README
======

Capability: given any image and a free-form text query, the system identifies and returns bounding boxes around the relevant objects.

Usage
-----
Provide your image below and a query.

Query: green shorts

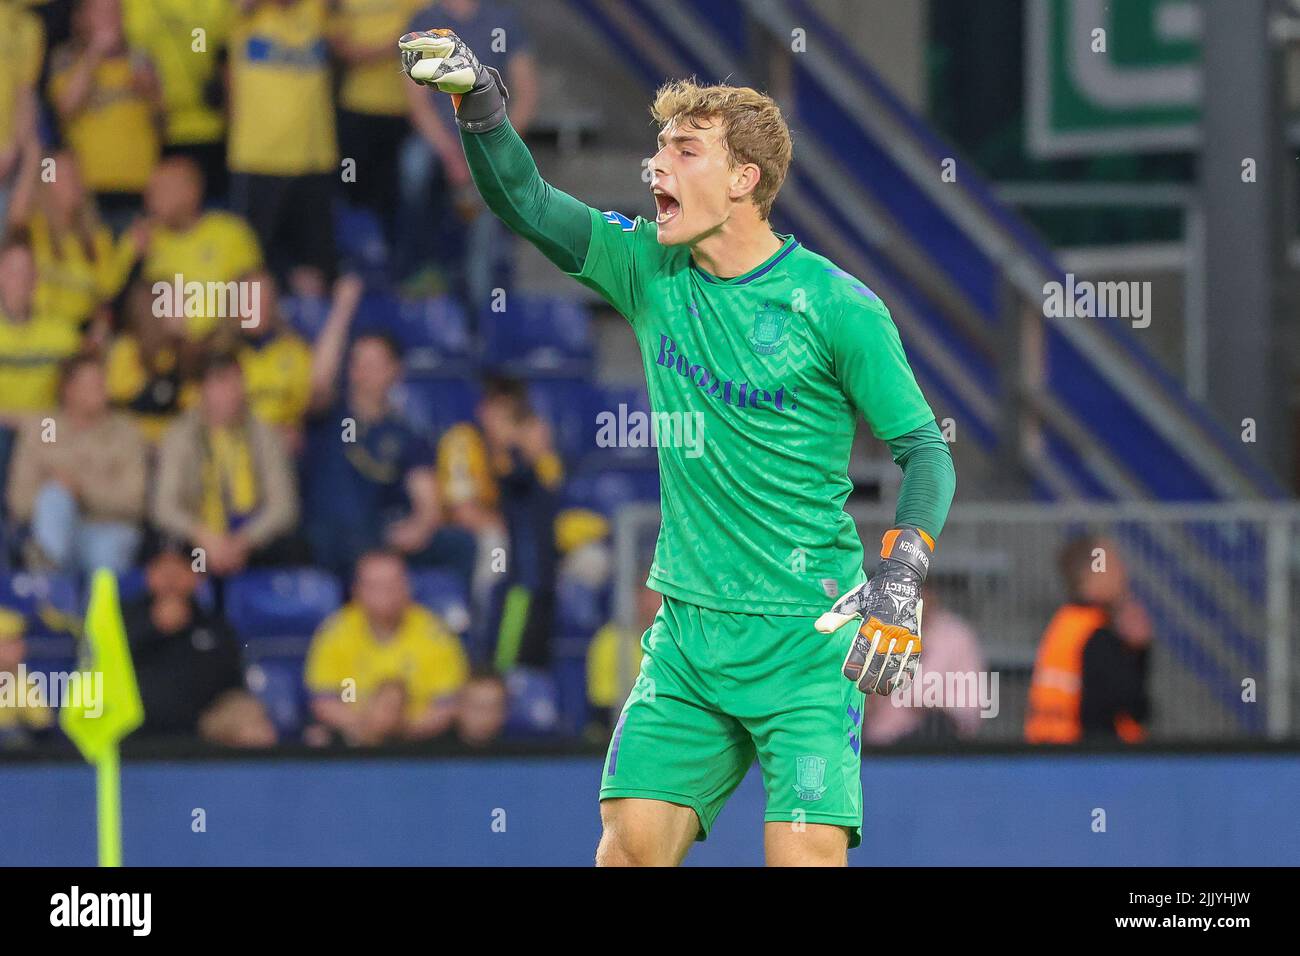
[599,596,865,848]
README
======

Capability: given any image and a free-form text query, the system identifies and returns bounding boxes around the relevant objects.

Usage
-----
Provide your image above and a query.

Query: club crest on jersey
[748,305,789,356]
[794,755,828,801]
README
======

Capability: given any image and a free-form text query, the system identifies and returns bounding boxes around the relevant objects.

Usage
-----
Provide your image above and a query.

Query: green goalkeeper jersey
[569,207,935,616]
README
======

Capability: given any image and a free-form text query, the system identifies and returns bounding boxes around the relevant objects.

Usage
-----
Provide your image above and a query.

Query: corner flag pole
[60,569,143,867]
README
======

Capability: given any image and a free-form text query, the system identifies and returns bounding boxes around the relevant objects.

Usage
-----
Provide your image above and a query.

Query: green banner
[1027,0,1201,156]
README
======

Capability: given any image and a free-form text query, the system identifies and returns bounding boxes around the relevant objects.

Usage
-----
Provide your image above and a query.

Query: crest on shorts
[794,754,828,801]
[748,305,789,355]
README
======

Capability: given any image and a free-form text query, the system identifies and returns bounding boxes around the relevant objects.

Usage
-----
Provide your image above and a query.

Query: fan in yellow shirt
[16,151,136,334]
[330,0,424,245]
[229,269,312,449]
[132,157,263,339]
[123,0,230,145]
[227,0,338,288]
[0,235,81,421]
[305,551,469,745]
[47,0,163,210]
[228,0,336,176]
[0,1,44,230]
[123,0,233,199]
[0,2,44,154]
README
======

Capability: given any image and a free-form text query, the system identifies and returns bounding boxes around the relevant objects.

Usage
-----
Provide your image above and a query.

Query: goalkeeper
[400,29,956,866]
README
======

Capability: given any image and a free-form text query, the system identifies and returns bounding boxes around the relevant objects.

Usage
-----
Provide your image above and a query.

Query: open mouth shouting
[653,185,681,225]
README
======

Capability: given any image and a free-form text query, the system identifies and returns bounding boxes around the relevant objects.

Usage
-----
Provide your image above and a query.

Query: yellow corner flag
[60,569,144,866]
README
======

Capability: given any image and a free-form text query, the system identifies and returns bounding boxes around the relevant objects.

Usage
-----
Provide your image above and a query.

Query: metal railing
[613,501,1300,741]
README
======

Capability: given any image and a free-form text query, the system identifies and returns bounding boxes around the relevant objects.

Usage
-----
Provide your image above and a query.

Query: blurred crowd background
[0,0,1297,755]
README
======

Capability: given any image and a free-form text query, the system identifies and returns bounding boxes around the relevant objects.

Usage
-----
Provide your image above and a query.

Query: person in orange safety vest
[1025,534,1152,744]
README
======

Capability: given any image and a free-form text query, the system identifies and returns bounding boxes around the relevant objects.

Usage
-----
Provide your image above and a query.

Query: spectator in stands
[439,376,561,670]
[585,581,654,737]
[9,151,134,341]
[304,549,469,746]
[1025,534,1153,744]
[47,0,162,231]
[228,0,338,296]
[400,0,538,300]
[124,542,277,747]
[123,0,233,203]
[0,606,55,749]
[127,156,264,341]
[330,0,425,250]
[304,281,475,582]
[0,0,44,232]
[153,352,301,579]
[7,353,147,573]
[864,581,986,744]
[456,667,508,747]
[228,269,313,455]
[104,278,197,443]
[0,233,80,425]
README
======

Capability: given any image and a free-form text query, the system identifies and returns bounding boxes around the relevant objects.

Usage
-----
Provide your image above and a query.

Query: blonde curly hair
[651,79,793,220]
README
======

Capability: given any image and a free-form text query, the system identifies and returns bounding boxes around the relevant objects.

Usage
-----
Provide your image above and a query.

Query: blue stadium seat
[583,383,657,468]
[396,296,476,376]
[551,654,590,736]
[504,667,560,736]
[408,568,472,636]
[391,378,482,439]
[481,296,593,376]
[280,294,331,342]
[245,658,307,737]
[351,290,404,338]
[0,572,81,638]
[526,378,601,462]
[334,202,390,278]
[224,569,342,641]
[557,576,607,640]
[562,468,661,517]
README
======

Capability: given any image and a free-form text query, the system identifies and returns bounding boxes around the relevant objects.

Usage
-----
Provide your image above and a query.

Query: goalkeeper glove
[398,29,510,134]
[815,526,933,696]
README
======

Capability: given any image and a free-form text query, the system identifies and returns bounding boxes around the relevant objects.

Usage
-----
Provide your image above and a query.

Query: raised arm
[399,30,593,274]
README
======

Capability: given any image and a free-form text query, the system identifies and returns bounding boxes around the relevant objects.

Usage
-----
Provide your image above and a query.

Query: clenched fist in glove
[399,29,509,133]
[815,526,933,696]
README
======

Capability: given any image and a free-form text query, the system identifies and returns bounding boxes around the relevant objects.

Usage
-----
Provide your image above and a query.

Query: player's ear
[728,162,762,203]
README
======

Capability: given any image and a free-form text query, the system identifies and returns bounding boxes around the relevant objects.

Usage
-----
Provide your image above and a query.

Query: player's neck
[689,218,784,280]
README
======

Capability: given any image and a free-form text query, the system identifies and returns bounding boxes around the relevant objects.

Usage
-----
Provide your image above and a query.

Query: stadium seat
[334,202,390,278]
[503,667,560,736]
[351,290,404,339]
[561,468,661,517]
[557,575,608,641]
[408,568,472,636]
[224,569,342,644]
[279,294,331,342]
[244,658,307,738]
[480,295,593,376]
[396,295,476,376]
[391,378,482,438]
[526,378,602,462]
[0,572,81,639]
